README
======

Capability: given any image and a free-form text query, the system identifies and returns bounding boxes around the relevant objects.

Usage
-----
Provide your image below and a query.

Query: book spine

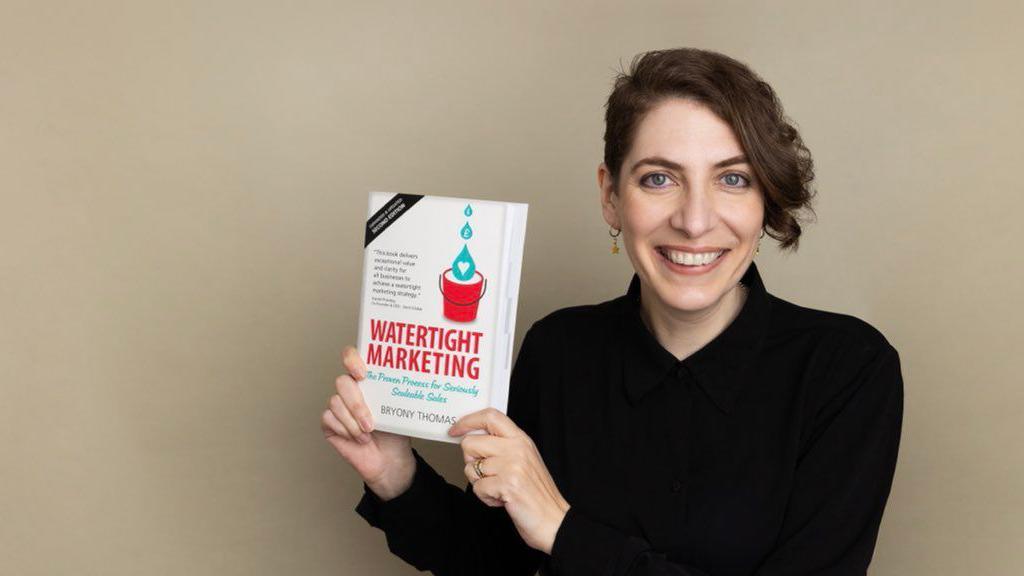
[489,203,527,414]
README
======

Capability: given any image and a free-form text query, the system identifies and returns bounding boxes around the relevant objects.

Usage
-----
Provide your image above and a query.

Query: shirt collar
[615,260,772,413]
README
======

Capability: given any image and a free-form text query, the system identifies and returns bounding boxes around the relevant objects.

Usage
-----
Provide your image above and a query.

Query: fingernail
[359,434,371,444]
[361,417,372,433]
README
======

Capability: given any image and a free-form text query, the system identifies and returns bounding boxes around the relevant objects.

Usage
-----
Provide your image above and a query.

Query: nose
[668,181,717,238]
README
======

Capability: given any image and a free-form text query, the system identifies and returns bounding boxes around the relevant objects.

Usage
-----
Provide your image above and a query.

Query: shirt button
[671,479,683,493]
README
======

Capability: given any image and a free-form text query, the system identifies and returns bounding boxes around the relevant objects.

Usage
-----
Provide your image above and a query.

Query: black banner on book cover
[365,194,424,247]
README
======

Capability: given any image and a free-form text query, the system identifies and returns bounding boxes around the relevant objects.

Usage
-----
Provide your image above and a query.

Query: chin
[658,288,724,313]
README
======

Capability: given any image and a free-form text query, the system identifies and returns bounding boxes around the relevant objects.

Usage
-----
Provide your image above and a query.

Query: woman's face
[599,97,764,317]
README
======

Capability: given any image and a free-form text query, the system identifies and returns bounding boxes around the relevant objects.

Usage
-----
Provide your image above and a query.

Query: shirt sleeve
[353,323,548,576]
[547,342,904,576]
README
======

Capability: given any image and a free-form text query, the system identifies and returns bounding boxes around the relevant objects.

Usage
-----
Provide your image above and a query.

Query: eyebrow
[629,154,749,175]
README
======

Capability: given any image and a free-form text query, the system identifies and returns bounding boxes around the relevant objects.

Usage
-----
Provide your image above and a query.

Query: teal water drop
[464,204,473,217]
[460,221,473,240]
[451,244,476,281]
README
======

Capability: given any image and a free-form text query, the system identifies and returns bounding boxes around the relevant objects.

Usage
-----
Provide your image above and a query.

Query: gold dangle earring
[609,227,621,254]
[755,228,765,256]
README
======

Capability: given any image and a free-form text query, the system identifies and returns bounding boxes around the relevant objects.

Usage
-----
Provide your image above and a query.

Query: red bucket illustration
[439,268,487,322]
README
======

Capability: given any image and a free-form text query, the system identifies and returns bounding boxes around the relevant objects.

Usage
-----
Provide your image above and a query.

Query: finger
[471,476,507,507]
[321,408,355,442]
[464,460,480,481]
[462,453,503,482]
[321,409,340,438]
[328,394,371,443]
[459,433,503,462]
[342,345,367,380]
[448,407,519,438]
[336,373,373,434]
[326,395,362,441]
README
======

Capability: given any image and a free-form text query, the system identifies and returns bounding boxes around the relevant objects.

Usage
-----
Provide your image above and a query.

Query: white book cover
[356,192,529,444]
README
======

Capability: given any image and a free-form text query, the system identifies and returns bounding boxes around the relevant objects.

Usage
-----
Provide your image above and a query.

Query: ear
[597,162,620,230]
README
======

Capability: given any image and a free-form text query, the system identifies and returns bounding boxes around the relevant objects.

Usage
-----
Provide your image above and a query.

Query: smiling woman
[601,99,765,330]
[598,49,819,360]
[338,47,903,576]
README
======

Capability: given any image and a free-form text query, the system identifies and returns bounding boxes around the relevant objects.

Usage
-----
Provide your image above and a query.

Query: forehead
[627,98,744,162]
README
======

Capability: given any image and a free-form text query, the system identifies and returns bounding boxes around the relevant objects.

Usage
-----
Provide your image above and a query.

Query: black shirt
[355,261,904,575]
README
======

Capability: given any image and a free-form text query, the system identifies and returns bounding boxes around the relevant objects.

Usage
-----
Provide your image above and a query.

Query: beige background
[2,0,1020,574]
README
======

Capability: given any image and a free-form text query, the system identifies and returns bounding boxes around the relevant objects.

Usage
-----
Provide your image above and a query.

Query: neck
[638,282,748,362]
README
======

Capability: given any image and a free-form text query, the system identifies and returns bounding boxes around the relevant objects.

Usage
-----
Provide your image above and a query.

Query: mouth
[656,246,729,274]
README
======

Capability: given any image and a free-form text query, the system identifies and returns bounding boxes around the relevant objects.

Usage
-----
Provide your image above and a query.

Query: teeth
[661,249,724,266]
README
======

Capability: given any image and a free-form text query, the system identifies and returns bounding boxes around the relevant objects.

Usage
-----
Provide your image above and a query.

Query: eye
[721,172,752,188]
[640,173,673,188]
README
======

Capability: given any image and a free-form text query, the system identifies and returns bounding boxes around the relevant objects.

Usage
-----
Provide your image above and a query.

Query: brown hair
[603,47,816,252]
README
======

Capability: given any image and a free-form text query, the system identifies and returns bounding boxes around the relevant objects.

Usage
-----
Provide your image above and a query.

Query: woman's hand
[447,408,570,555]
[321,345,414,500]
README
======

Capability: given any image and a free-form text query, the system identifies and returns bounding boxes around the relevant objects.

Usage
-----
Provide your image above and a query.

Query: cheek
[722,198,764,237]
[620,202,663,236]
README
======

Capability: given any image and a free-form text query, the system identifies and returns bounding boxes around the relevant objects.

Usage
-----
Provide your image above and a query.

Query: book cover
[356,192,529,443]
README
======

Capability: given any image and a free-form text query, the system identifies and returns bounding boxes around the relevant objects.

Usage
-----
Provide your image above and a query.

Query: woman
[322,47,904,575]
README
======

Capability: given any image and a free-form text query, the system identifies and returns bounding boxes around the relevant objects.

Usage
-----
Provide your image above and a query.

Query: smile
[656,247,729,274]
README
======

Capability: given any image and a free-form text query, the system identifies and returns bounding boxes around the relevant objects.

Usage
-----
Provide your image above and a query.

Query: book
[356,192,529,444]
